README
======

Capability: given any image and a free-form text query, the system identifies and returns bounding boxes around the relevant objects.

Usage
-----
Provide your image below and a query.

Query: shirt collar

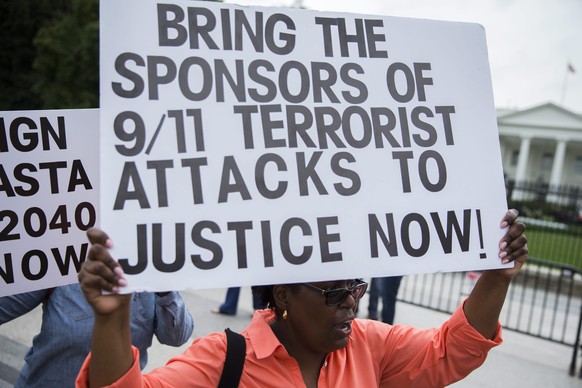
[246,309,288,359]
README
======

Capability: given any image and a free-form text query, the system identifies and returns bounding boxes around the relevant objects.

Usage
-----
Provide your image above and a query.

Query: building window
[541,153,553,171]
[575,156,582,174]
[511,150,519,166]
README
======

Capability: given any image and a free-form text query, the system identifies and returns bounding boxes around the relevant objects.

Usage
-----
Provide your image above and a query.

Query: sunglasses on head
[301,280,368,306]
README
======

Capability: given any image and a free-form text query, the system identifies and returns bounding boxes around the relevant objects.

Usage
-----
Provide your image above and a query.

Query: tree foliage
[1,0,222,110]
[33,0,99,109]
[0,1,69,109]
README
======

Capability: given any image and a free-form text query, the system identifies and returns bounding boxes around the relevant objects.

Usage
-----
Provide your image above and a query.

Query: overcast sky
[224,0,582,113]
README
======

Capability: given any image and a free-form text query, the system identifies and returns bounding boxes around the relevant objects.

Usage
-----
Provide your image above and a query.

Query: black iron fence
[506,179,582,224]
[395,179,582,375]
[506,179,582,271]
[397,258,582,377]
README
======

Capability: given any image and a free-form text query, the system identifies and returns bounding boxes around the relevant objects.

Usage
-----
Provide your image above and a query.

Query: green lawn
[526,227,582,270]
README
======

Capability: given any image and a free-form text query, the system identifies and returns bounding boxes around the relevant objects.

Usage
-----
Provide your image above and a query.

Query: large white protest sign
[99,0,509,293]
[0,109,99,297]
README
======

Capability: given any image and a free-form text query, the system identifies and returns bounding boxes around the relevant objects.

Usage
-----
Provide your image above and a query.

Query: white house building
[498,102,582,189]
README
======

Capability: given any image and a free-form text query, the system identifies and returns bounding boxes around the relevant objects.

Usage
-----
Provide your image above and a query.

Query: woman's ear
[272,285,289,311]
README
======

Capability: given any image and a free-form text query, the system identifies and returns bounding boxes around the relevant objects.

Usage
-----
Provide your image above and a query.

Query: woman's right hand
[78,228,131,315]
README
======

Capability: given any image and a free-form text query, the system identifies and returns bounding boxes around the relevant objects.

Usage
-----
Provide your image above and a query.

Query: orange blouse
[76,302,501,387]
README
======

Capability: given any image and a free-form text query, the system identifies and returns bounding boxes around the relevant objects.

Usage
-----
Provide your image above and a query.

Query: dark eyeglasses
[301,280,368,306]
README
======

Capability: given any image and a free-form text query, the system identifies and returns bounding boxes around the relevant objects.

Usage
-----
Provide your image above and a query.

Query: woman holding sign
[75,210,527,387]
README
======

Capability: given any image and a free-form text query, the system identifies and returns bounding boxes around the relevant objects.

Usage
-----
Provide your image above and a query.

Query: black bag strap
[218,328,246,388]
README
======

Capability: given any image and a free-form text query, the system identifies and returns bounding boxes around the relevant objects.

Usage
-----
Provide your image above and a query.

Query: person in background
[367,276,403,324]
[76,210,527,387]
[0,283,194,388]
[211,286,266,316]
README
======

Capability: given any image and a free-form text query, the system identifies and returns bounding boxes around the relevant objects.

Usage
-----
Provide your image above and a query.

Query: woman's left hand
[495,209,528,279]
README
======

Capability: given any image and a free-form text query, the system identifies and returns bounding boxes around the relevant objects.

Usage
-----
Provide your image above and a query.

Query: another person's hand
[493,209,528,279]
[78,228,130,315]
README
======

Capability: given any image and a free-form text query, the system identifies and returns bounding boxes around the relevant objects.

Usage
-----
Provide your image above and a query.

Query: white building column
[514,136,532,183]
[549,138,568,187]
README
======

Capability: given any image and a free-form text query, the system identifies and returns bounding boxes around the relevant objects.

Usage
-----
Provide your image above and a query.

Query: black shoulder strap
[218,328,246,388]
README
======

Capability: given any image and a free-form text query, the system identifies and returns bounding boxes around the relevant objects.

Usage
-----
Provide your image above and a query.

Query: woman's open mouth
[334,319,353,337]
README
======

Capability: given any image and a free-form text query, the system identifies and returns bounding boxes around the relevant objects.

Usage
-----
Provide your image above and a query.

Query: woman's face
[284,279,360,354]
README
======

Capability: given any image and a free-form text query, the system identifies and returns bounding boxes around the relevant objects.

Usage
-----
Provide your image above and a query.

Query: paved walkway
[1,286,581,387]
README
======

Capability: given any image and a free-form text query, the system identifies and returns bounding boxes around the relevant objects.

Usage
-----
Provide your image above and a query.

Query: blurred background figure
[367,276,403,324]
[211,286,266,316]
[0,283,194,388]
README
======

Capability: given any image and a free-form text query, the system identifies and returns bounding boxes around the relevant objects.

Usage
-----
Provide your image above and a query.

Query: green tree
[0,1,69,110]
[1,0,222,110]
[33,0,99,109]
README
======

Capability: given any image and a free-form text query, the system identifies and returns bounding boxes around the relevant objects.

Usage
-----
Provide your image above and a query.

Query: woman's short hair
[252,285,275,310]
[252,284,301,312]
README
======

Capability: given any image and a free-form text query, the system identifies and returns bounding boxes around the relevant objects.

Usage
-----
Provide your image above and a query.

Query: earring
[282,309,288,320]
